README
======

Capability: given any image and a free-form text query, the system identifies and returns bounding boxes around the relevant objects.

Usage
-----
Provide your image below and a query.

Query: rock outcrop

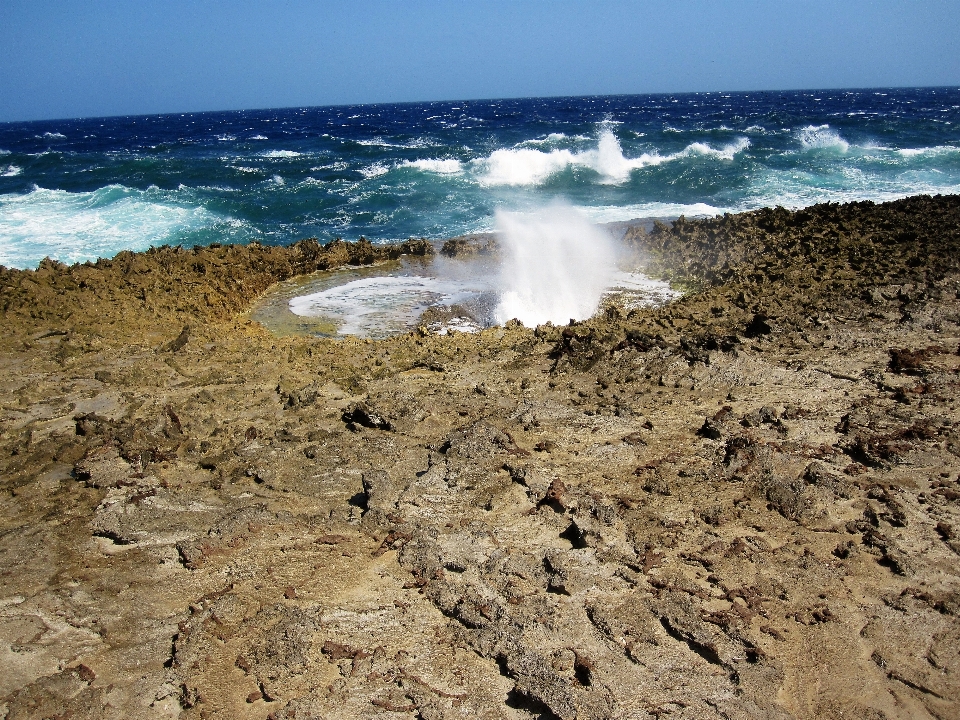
[1,195,960,719]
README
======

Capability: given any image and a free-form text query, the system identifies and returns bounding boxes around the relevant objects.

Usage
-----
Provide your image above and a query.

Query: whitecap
[249,134,268,140]
[262,149,301,158]
[359,163,389,179]
[312,162,349,171]
[898,145,960,158]
[797,125,849,152]
[403,137,444,149]
[678,137,751,161]
[216,134,237,141]
[578,201,727,224]
[0,185,228,269]
[740,167,960,213]
[0,149,10,156]
[39,132,66,139]
[477,146,578,185]
[520,133,571,146]
[401,158,463,174]
[355,138,403,148]
[476,124,749,186]
[1,165,22,177]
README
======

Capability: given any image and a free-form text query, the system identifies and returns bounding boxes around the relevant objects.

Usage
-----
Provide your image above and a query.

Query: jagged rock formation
[1,196,960,719]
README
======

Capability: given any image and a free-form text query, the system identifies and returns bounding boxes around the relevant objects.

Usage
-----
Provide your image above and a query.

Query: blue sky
[2,0,958,122]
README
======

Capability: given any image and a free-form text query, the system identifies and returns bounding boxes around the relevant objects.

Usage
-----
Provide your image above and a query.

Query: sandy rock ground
[1,195,960,719]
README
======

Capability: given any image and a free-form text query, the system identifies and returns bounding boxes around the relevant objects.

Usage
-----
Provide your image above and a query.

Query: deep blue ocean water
[1,87,959,269]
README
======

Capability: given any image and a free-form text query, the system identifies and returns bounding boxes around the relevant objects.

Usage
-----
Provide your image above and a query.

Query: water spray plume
[494,205,618,328]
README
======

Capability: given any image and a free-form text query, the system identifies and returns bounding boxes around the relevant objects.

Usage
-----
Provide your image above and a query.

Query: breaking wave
[0,185,235,269]
[401,158,463,174]
[476,124,749,186]
[797,125,850,152]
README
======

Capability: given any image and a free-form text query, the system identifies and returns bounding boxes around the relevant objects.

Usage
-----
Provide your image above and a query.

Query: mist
[493,205,619,327]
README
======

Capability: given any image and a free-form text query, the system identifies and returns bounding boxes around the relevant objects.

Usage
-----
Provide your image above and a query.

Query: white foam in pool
[288,274,490,337]
[286,266,679,337]
[605,270,683,307]
[286,205,681,337]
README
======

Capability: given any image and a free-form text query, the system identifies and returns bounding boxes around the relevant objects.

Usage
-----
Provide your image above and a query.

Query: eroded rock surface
[2,196,960,719]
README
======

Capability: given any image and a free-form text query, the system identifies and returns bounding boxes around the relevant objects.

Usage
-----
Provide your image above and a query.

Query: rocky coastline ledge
[2,195,960,719]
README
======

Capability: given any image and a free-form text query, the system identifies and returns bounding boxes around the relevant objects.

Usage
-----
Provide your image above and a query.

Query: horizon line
[2,84,958,126]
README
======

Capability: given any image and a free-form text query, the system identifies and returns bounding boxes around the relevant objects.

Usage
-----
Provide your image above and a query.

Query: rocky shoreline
[1,195,960,719]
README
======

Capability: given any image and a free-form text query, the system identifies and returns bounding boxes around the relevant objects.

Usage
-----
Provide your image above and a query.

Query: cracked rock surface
[2,195,960,718]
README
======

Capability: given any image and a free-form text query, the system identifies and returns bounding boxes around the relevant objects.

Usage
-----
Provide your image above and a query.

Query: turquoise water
[1,87,959,269]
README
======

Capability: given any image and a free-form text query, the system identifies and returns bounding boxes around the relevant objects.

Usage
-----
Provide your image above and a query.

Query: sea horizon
[4,83,959,126]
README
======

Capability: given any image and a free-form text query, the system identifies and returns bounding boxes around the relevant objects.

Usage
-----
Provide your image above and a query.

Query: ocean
[1,87,959,271]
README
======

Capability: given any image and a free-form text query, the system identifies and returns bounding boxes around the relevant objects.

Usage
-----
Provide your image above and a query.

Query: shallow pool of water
[249,254,679,339]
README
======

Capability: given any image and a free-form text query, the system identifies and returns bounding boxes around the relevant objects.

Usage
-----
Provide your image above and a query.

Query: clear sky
[2,0,958,123]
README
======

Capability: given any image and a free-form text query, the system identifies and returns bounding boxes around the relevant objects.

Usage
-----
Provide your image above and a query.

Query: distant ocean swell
[1,88,958,269]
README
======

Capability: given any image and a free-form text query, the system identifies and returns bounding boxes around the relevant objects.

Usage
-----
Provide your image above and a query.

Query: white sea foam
[262,149,301,158]
[741,167,960,213]
[289,275,485,336]
[39,132,66,140]
[312,162,349,171]
[0,149,11,156]
[478,146,578,185]
[403,137,443,149]
[249,134,268,140]
[355,136,443,149]
[520,133,578,146]
[0,185,226,269]
[401,158,463,174]
[678,137,751,161]
[604,271,682,308]
[283,209,677,337]
[797,125,850,152]
[578,202,726,224]
[356,138,403,148]
[476,124,749,186]
[898,145,960,158]
[494,205,618,326]
[359,163,389,179]
[216,134,237,141]
[1,165,22,177]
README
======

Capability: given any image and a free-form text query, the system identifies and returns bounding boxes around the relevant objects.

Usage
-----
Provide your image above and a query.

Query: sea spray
[494,205,618,327]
